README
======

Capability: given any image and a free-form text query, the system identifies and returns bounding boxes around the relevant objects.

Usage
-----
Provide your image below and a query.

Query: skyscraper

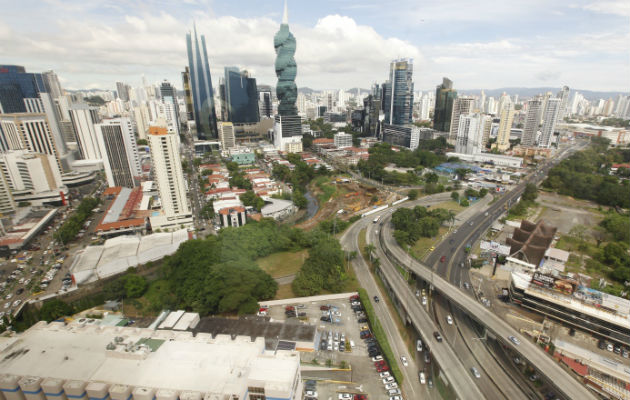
[556,86,570,121]
[221,67,259,124]
[449,97,474,142]
[160,80,180,135]
[521,99,542,147]
[455,113,483,155]
[0,113,63,171]
[257,85,273,119]
[116,82,130,102]
[218,121,236,150]
[69,105,102,160]
[96,118,141,188]
[148,126,191,222]
[0,65,46,114]
[42,71,63,99]
[181,67,194,122]
[433,77,457,132]
[539,98,560,148]
[382,58,414,125]
[495,99,515,152]
[273,1,302,152]
[186,24,219,139]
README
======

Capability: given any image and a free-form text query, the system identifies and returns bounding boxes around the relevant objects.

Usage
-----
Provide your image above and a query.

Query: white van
[419,372,426,384]
[349,340,355,349]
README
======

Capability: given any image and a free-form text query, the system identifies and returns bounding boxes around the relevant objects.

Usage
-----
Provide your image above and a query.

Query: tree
[365,244,376,261]
[451,191,460,201]
[293,190,307,209]
[522,183,538,202]
[241,190,265,211]
[455,168,471,181]
[39,299,73,322]
[408,189,419,200]
[424,172,439,183]
[137,139,148,145]
[124,274,148,298]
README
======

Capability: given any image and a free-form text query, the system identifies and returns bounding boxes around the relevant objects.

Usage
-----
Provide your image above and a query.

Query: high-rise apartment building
[218,121,236,150]
[221,67,259,124]
[116,82,130,102]
[42,70,63,99]
[159,81,181,135]
[449,97,474,142]
[96,118,141,188]
[382,58,414,125]
[69,105,102,160]
[495,99,515,152]
[334,132,352,148]
[258,85,273,119]
[0,170,15,214]
[433,77,457,132]
[556,86,570,121]
[539,98,560,148]
[181,66,195,122]
[186,25,219,139]
[0,150,63,194]
[0,113,62,171]
[521,99,542,147]
[147,126,191,221]
[455,113,489,155]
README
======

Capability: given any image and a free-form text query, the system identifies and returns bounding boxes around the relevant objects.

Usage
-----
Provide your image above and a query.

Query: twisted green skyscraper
[274,0,298,116]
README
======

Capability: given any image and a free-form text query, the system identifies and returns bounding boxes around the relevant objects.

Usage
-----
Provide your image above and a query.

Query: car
[305,390,318,398]
[508,335,521,345]
[373,296,380,303]
[440,255,446,263]
[400,356,408,366]
[446,315,453,325]
[379,371,391,378]
[3,302,8,309]
[427,377,433,388]
[529,374,539,382]
[358,318,368,323]
[5,293,12,300]
[424,352,431,364]
[463,282,471,289]
[471,367,481,379]
[16,288,24,295]
[433,331,443,342]
[419,371,426,384]
[389,396,402,400]
[374,360,386,367]
[415,289,420,297]
[429,246,435,252]
[385,383,398,390]
[597,340,606,350]
[376,365,389,373]
[607,343,614,352]
[353,395,366,400]
[387,388,401,396]
[421,296,427,306]
[382,377,395,384]
[338,394,352,400]
[513,357,521,364]
[360,325,369,331]
[416,339,423,352]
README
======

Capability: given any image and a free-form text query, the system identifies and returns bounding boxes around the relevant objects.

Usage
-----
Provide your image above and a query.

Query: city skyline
[0,0,628,92]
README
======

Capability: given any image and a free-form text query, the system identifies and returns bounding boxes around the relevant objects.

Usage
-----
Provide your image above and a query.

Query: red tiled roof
[218,206,246,215]
[313,138,334,144]
[554,352,588,376]
[97,218,145,232]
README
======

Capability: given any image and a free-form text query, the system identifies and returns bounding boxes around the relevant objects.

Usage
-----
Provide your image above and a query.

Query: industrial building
[0,320,302,400]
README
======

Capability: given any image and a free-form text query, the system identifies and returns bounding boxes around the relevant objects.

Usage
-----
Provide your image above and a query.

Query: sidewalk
[452,194,495,227]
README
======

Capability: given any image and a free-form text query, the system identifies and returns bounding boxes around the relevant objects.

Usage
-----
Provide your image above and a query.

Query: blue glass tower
[382,59,414,126]
[222,67,260,124]
[0,65,47,113]
[274,1,298,117]
[186,24,219,139]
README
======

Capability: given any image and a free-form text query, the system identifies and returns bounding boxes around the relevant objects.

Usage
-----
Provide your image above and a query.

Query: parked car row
[303,379,317,400]
[597,339,629,358]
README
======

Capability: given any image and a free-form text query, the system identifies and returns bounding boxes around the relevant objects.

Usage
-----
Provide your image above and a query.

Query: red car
[320,305,330,311]
[376,365,389,372]
[440,255,446,263]
[285,306,295,311]
[374,360,386,367]
[350,295,360,301]
[354,395,367,400]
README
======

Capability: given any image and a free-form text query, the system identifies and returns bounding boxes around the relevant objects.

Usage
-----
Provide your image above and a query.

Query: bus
[373,216,380,223]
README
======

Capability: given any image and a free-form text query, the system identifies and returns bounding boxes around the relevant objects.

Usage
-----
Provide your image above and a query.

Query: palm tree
[365,244,376,261]
[448,210,456,226]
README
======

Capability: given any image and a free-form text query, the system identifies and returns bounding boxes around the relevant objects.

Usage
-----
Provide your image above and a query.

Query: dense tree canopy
[391,206,453,246]
[54,197,100,244]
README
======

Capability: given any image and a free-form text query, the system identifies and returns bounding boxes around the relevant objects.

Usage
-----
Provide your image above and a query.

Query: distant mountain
[347,88,370,94]
[298,87,317,94]
[454,87,626,101]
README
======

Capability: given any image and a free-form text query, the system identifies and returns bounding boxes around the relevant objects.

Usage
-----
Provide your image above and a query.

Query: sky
[0,0,628,92]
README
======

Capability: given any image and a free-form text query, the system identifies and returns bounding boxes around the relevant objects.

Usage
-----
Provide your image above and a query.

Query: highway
[374,143,596,400]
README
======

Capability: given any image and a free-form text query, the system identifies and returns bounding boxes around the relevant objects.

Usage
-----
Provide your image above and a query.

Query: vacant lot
[257,250,307,278]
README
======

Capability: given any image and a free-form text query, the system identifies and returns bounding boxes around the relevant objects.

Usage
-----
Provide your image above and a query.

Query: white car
[3,302,9,309]
[400,356,408,366]
[372,355,383,362]
[389,396,402,400]
[338,394,352,400]
[382,376,395,384]
[12,300,21,307]
[421,296,427,306]
[379,371,391,378]
[5,293,12,300]
[471,367,481,379]
[416,339,423,352]
[388,389,401,396]
[385,383,398,390]
[305,390,317,398]
[446,315,453,325]
[508,335,521,345]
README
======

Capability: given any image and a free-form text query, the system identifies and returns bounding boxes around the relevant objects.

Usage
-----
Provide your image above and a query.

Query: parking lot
[263,294,404,400]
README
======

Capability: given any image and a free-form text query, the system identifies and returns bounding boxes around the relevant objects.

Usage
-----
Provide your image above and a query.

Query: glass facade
[274,18,298,116]
[433,77,458,132]
[222,67,259,124]
[186,26,219,139]
[0,65,46,113]
[382,59,414,126]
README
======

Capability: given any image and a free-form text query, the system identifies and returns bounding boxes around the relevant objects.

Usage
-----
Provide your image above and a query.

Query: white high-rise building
[556,86,570,121]
[455,113,490,155]
[419,94,431,120]
[449,97,474,142]
[522,99,542,147]
[69,105,102,160]
[495,99,515,152]
[218,121,236,150]
[148,126,192,230]
[0,113,63,171]
[539,98,561,148]
[96,118,141,188]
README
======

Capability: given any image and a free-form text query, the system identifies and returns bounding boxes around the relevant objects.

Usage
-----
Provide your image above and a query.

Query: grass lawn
[410,226,449,261]
[313,176,337,203]
[431,200,465,213]
[256,250,307,278]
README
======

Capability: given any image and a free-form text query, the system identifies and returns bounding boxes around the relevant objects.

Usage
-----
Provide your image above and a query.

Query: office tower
[147,126,190,217]
[480,114,493,149]
[0,65,46,113]
[273,1,302,152]
[433,77,457,132]
[42,70,63,99]
[556,86,570,121]
[381,124,425,150]
[221,67,260,123]
[218,121,236,150]
[337,90,346,110]
[96,118,141,188]
[0,113,62,171]
[181,67,194,121]
[69,105,102,160]
[539,92,552,124]
[495,100,515,151]
[449,97,474,142]
[334,132,352,148]
[0,150,63,194]
[362,92,381,137]
[521,99,542,147]
[455,113,482,155]
[479,90,486,113]
[160,80,180,135]
[116,82,130,102]
[258,85,273,118]
[186,24,219,139]
[419,94,431,120]
[133,106,148,140]
[382,58,414,125]
[539,98,560,148]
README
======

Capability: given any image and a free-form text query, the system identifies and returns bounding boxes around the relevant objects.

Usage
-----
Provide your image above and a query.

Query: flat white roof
[0,322,299,396]
[159,310,185,329]
[554,339,630,383]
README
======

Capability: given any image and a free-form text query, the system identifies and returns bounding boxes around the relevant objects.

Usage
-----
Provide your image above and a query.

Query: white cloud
[581,1,630,17]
